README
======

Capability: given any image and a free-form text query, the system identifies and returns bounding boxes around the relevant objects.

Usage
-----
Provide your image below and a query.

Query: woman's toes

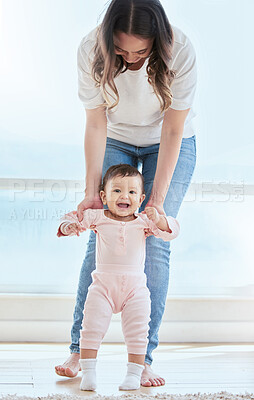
[141,378,152,387]
[55,369,63,376]
[141,364,166,387]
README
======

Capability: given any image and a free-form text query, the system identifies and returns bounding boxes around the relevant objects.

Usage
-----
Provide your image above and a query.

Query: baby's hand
[89,224,97,234]
[142,207,160,224]
[144,228,153,238]
[60,222,83,237]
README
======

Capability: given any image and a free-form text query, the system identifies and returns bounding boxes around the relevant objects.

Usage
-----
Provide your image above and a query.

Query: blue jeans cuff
[69,344,80,354]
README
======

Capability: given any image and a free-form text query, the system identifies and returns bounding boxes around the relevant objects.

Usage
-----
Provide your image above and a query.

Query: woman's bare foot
[55,353,81,377]
[141,363,165,387]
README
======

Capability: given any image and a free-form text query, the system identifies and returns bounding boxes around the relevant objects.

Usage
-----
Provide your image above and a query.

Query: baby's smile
[117,202,130,209]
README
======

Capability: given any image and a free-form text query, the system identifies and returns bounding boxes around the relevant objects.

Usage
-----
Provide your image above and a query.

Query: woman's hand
[77,194,103,223]
[145,199,166,216]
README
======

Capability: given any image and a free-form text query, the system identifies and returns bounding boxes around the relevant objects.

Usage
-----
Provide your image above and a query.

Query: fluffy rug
[0,392,253,400]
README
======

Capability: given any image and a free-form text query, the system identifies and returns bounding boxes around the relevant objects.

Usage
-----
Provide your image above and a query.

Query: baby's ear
[140,193,146,204]
[100,190,107,204]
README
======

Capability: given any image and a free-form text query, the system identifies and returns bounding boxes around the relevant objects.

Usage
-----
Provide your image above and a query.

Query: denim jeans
[69,135,197,365]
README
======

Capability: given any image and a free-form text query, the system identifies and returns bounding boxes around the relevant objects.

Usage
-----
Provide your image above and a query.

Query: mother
[55,0,197,387]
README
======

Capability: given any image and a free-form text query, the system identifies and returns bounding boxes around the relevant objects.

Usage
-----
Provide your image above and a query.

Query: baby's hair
[99,164,145,194]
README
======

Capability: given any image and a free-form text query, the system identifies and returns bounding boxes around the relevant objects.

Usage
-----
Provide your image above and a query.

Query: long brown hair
[92,0,176,113]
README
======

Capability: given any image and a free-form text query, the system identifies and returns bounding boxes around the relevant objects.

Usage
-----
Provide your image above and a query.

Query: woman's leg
[140,135,197,385]
[55,138,138,376]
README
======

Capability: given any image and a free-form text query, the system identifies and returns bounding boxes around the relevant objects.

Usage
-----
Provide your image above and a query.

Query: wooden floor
[0,343,254,397]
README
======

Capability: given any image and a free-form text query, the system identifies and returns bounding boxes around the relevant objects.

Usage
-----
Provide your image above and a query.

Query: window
[0,0,253,296]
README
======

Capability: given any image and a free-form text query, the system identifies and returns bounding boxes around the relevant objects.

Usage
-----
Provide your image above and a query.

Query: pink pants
[80,264,151,355]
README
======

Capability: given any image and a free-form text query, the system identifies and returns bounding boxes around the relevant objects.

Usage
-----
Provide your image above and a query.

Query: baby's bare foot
[141,363,165,387]
[55,353,80,377]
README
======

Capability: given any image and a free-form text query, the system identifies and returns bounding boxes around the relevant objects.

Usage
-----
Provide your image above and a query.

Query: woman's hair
[92,0,176,113]
[99,164,145,194]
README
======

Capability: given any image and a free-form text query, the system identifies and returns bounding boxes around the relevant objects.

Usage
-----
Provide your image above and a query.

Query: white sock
[119,362,144,390]
[79,358,97,391]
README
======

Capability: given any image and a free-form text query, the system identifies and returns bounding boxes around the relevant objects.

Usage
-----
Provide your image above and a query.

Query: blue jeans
[70,135,197,365]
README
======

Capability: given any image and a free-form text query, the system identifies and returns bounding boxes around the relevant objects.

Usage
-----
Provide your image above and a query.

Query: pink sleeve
[152,216,180,241]
[140,214,180,241]
[57,209,98,237]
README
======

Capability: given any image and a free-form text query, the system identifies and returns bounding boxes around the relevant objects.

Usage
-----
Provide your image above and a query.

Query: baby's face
[100,175,145,218]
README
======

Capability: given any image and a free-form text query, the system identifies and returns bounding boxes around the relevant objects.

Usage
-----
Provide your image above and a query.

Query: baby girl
[57,164,180,391]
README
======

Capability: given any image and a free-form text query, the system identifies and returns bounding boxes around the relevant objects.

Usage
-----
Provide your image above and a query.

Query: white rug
[1,392,253,400]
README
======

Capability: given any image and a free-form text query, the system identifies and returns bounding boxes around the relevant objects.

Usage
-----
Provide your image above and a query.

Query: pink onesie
[57,209,180,354]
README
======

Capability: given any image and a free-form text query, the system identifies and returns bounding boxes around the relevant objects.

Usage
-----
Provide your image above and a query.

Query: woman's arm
[148,107,190,208]
[77,106,107,221]
[84,106,107,195]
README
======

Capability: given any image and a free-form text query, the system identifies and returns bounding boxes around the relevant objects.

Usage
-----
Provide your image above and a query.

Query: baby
[57,164,180,391]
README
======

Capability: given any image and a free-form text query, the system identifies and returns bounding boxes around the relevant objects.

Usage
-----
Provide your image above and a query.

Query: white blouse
[77,25,197,146]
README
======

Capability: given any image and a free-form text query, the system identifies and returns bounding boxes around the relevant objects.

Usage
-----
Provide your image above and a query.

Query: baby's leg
[80,349,98,391]
[120,285,151,390]
[80,278,113,391]
[128,354,145,365]
[119,354,145,391]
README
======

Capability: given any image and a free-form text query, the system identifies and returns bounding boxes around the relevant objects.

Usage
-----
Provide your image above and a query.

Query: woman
[55,0,197,387]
